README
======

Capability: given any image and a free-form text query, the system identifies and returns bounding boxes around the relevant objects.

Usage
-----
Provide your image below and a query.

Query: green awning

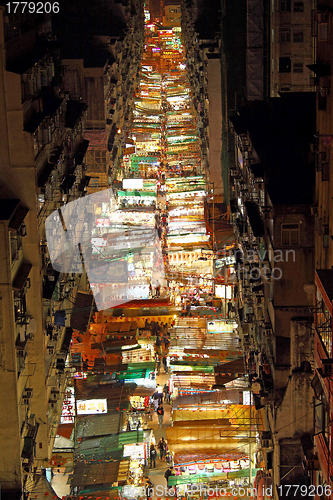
[118,430,144,445]
[168,468,259,486]
[117,190,156,198]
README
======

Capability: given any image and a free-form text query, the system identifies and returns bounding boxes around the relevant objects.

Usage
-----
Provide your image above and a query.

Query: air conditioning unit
[303,455,320,471]
[321,359,333,378]
[48,401,57,413]
[47,346,55,355]
[261,431,273,449]
[320,87,330,97]
[310,76,317,87]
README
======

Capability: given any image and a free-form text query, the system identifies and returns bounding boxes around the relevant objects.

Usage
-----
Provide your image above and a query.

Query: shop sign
[76,398,107,415]
[123,443,145,458]
[123,178,144,190]
[61,387,75,424]
[142,66,152,72]
[50,452,73,468]
[91,237,108,247]
[215,256,236,267]
[96,218,110,227]
[123,146,136,155]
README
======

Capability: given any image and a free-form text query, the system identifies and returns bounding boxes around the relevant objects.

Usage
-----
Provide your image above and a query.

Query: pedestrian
[158,437,166,460]
[152,391,159,411]
[186,302,191,317]
[145,477,154,500]
[157,404,164,428]
[157,390,164,405]
[163,383,170,403]
[162,355,168,374]
[155,280,161,297]
[155,334,162,354]
[166,451,172,465]
[163,335,170,351]
[150,445,157,468]
[82,358,89,371]
[164,466,174,487]
[156,355,161,375]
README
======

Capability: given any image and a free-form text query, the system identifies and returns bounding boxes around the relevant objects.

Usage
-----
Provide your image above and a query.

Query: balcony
[315,269,333,359]
[16,336,28,377]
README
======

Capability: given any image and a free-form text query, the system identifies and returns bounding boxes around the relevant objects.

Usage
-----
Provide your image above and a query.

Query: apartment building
[270,0,316,97]
[311,0,333,490]
[0,8,91,496]
[54,1,144,193]
[229,94,316,495]
[181,0,222,195]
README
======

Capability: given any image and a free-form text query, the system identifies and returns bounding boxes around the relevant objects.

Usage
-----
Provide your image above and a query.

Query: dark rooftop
[65,100,88,129]
[232,93,316,205]
[0,199,20,221]
[316,269,333,303]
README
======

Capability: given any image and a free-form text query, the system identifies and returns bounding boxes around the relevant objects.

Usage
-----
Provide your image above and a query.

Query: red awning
[57,423,74,440]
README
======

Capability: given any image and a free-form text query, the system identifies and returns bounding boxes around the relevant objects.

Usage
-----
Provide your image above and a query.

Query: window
[293,31,303,42]
[280,0,291,11]
[316,290,333,356]
[279,57,291,73]
[322,162,330,181]
[279,27,291,42]
[281,223,300,246]
[315,395,330,445]
[293,2,304,12]
[90,179,99,188]
[318,23,328,41]
[293,63,304,73]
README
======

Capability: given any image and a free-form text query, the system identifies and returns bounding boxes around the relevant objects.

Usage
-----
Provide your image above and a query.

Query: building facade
[0,7,91,495]
[229,95,316,496]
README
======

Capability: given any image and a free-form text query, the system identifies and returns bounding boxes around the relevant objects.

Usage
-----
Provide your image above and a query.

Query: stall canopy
[77,412,122,439]
[71,460,130,488]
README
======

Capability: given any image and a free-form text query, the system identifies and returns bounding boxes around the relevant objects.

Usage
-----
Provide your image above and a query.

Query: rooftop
[231,93,316,205]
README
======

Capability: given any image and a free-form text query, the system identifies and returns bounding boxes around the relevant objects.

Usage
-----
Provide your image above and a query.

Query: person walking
[158,437,166,460]
[162,335,170,351]
[149,445,157,468]
[157,404,164,428]
[155,280,161,297]
[163,383,170,403]
[152,391,159,411]
[155,335,162,355]
[162,355,168,374]
[156,355,161,375]
[157,389,164,405]
[145,477,154,500]
[164,466,174,487]
[227,299,233,317]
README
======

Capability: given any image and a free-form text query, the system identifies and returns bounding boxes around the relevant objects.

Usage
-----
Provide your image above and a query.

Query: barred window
[281,223,300,246]
[293,63,304,73]
[293,31,303,42]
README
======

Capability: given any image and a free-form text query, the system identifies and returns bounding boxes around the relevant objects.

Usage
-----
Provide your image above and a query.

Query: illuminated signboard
[123,178,144,190]
[142,66,152,72]
[76,399,107,415]
[96,218,110,227]
[61,387,75,424]
[123,146,136,155]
